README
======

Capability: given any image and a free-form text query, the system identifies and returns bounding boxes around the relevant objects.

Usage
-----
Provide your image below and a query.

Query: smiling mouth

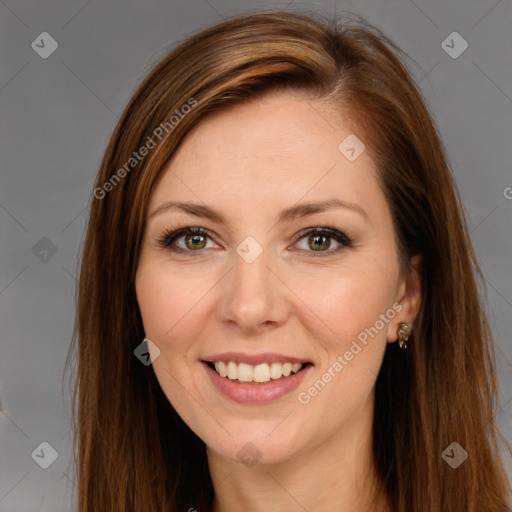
[205,361,312,384]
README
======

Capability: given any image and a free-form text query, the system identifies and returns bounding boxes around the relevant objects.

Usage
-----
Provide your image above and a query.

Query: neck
[207,396,391,512]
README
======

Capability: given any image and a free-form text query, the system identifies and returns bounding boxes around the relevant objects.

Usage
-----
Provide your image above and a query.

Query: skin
[135,91,422,512]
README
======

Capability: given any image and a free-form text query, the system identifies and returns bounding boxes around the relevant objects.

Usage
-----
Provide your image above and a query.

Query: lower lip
[202,362,312,404]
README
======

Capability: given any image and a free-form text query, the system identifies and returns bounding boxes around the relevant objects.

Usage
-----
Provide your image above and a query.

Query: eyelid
[157,225,219,250]
[289,227,353,258]
[157,224,353,256]
[292,226,352,246]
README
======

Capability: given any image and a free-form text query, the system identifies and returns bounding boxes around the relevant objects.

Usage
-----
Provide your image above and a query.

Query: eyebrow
[148,198,368,224]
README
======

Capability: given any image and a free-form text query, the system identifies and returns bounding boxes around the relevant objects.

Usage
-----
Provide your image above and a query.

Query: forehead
[149,92,385,222]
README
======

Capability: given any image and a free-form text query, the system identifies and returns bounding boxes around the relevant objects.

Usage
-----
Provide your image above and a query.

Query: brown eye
[158,227,215,253]
[158,225,352,257]
[184,233,207,250]
[307,233,331,251]
[293,227,353,257]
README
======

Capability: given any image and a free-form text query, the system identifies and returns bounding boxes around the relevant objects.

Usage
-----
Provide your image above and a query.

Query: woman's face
[135,92,421,466]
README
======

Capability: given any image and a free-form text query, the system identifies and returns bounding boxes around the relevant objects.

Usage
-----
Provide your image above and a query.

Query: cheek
[314,272,396,394]
[135,263,207,406]
[290,257,398,352]
[290,262,397,412]
[136,261,202,342]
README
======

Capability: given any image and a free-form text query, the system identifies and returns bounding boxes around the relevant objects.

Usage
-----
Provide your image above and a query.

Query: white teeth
[211,361,305,383]
[270,362,282,379]
[253,363,270,383]
[237,363,253,382]
[227,361,238,380]
[215,361,228,378]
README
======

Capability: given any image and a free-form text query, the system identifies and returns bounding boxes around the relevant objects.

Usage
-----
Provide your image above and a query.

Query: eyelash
[156,224,354,258]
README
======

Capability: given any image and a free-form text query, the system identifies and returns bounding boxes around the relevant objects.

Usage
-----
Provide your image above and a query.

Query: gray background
[0,0,511,510]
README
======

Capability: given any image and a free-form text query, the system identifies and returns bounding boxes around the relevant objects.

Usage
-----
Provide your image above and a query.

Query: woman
[68,10,511,511]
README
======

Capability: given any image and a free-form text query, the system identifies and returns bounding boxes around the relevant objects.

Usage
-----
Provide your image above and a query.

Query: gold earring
[397,322,410,349]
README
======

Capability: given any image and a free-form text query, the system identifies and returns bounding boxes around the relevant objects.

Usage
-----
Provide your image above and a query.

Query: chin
[210,439,299,467]
[200,419,308,467]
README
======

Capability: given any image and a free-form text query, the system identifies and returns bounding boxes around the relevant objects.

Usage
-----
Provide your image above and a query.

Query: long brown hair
[67,10,511,511]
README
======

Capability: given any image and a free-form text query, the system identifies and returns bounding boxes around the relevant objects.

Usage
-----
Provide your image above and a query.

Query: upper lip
[202,352,312,366]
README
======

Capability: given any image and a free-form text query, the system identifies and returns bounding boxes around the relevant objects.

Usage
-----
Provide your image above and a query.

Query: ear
[386,254,423,343]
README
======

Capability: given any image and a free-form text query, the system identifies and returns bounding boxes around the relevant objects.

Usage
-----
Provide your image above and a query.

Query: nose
[217,245,290,333]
